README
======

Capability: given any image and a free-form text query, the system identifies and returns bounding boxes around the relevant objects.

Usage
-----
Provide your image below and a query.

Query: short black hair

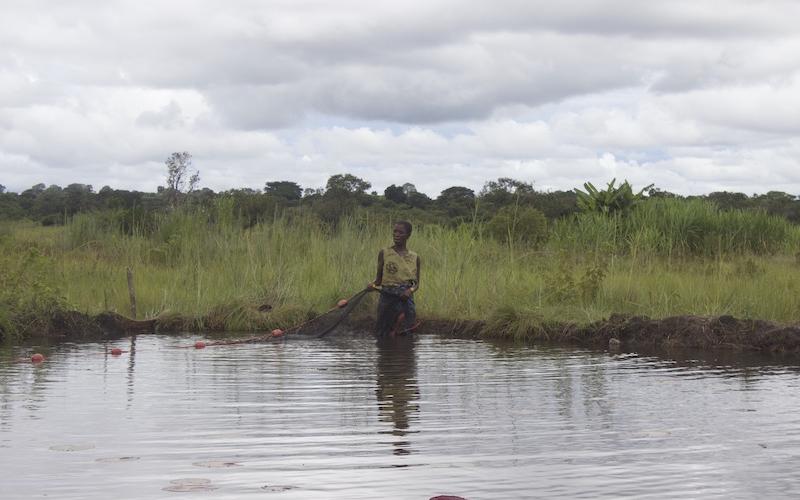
[395,220,412,236]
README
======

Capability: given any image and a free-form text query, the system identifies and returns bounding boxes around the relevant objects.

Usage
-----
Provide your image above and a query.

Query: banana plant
[574,178,653,215]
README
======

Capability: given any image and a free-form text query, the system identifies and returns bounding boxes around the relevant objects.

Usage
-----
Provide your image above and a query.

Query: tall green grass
[3,198,800,339]
[551,198,799,258]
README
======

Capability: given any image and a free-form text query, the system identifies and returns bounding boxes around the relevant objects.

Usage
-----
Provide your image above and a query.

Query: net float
[194,341,206,349]
[337,299,348,308]
[271,329,284,337]
[110,348,123,356]
[31,353,45,363]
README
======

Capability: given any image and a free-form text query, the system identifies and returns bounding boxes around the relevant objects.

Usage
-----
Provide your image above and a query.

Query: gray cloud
[1,0,799,195]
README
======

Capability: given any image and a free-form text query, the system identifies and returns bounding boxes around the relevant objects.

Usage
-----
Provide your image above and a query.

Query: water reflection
[374,335,419,458]
[126,335,137,407]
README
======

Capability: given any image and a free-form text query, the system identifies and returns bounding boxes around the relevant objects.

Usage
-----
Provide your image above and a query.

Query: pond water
[2,332,800,499]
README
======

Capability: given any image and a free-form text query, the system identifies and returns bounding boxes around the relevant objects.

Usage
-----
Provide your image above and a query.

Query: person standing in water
[371,220,420,336]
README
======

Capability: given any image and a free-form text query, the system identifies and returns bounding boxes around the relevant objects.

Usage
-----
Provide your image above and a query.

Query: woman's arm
[373,249,384,286]
[412,255,420,292]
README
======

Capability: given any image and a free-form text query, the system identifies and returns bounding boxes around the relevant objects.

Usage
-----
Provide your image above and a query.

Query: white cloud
[1,0,800,196]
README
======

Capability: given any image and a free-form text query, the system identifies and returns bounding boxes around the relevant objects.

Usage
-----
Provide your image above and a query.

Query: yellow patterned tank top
[381,246,418,286]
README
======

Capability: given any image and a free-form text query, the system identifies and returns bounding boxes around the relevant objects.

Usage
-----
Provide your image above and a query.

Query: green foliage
[485,205,548,246]
[164,151,200,207]
[481,305,544,340]
[575,178,652,215]
[543,257,576,304]
[0,247,70,339]
[578,261,607,302]
[543,255,607,304]
[480,178,534,212]
[325,173,371,195]
[552,198,799,257]
[384,184,407,204]
[731,258,764,278]
[436,186,476,221]
[264,181,302,201]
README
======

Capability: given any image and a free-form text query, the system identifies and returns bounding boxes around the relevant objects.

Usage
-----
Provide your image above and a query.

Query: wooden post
[126,267,137,319]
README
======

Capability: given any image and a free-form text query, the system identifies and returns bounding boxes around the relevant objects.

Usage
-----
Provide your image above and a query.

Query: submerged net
[199,287,375,346]
[299,287,374,338]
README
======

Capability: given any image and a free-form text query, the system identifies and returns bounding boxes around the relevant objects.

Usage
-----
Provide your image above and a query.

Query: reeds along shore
[2,197,800,341]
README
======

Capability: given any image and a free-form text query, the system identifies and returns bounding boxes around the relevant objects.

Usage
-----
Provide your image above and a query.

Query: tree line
[2,152,800,230]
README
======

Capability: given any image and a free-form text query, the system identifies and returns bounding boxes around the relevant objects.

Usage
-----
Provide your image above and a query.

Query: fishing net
[198,287,376,346]
[296,287,375,338]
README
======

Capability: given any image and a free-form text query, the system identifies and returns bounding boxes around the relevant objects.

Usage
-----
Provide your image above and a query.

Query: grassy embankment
[2,197,800,341]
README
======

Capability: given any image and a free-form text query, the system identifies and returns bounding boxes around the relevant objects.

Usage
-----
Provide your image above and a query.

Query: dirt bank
[6,310,800,354]
[415,314,800,354]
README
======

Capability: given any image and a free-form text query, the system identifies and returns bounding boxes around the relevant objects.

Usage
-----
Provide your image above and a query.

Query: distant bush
[486,205,548,246]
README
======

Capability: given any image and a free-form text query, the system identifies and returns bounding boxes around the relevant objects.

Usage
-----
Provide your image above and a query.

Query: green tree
[384,184,407,204]
[575,179,652,215]
[0,190,23,220]
[63,183,95,215]
[480,177,535,216]
[705,191,749,212]
[529,190,579,219]
[164,151,200,206]
[315,174,372,225]
[407,191,432,209]
[437,186,475,220]
[325,173,371,195]
[33,185,66,224]
[265,181,302,201]
[753,191,800,223]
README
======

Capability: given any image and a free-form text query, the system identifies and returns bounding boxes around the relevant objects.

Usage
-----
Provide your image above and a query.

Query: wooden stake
[126,267,137,319]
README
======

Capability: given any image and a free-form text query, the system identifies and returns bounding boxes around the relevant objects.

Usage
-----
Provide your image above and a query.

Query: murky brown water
[2,332,800,499]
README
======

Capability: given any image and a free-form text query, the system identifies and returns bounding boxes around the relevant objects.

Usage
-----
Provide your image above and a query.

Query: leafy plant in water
[575,178,653,215]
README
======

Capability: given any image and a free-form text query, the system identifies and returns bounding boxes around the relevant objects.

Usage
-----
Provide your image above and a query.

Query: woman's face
[393,224,409,245]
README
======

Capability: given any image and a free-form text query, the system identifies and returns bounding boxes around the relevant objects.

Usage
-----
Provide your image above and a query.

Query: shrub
[486,205,548,246]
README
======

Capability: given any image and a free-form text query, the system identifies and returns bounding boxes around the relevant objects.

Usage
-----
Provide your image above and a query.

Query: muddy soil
[6,310,800,354]
[416,314,800,354]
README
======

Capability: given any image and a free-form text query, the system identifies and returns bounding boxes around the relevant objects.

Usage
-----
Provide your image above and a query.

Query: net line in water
[193,287,376,347]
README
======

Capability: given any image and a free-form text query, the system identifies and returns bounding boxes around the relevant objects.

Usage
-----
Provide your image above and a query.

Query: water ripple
[1,334,800,499]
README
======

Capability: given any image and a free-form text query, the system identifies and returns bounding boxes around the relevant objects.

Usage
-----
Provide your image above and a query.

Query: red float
[110,348,123,356]
[271,329,284,337]
[31,353,45,363]
[337,299,348,308]
[194,341,206,349]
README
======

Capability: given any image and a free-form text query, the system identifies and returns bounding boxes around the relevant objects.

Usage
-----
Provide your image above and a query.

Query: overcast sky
[2,0,800,197]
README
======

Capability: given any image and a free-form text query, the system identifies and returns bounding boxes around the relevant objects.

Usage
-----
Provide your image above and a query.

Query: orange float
[337,299,348,308]
[271,329,284,337]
